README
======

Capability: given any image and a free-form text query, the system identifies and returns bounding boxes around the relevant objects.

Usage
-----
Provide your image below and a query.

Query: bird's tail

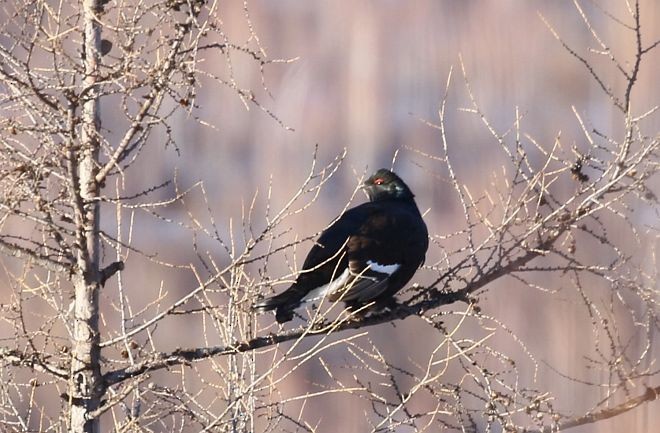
[252,293,288,312]
[252,289,300,323]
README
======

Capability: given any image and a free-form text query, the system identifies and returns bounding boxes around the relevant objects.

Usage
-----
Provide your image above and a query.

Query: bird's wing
[327,259,400,303]
[254,203,377,311]
[327,204,421,303]
[299,204,375,271]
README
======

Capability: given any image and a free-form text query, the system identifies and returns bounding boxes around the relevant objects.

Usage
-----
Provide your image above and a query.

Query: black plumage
[253,168,428,323]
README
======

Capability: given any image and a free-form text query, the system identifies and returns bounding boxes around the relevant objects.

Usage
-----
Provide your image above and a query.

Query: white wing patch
[297,261,400,312]
[300,268,351,303]
[366,260,400,275]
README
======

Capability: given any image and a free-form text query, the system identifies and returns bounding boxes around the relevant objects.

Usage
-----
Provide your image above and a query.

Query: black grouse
[253,168,428,323]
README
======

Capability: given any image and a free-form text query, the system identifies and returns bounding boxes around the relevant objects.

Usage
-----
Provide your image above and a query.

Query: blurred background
[106,1,658,431]
[1,0,657,431]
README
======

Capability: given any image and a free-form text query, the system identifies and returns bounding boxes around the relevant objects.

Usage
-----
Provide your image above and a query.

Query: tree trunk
[69,1,103,432]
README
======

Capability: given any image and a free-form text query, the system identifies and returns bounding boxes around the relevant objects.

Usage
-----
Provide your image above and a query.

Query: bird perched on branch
[253,168,428,323]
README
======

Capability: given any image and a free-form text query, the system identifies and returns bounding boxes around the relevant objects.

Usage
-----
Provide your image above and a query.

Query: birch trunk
[69,1,103,432]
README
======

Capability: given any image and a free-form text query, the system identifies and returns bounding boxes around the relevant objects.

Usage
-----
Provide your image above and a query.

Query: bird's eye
[373,178,384,185]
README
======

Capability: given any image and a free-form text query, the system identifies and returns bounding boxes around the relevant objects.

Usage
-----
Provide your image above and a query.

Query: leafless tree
[0,1,657,433]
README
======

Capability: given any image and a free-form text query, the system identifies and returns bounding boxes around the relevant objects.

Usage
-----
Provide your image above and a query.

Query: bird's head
[362,168,415,202]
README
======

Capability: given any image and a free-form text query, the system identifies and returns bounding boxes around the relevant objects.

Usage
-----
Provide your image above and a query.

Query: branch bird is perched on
[253,169,429,323]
